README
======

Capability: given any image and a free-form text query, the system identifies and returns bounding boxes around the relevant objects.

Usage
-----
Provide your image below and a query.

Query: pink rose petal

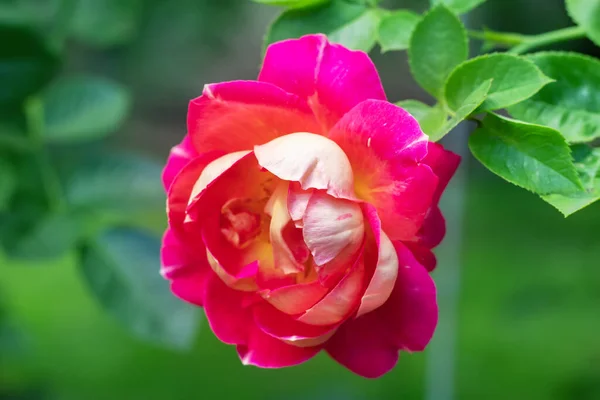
[160,228,211,307]
[162,135,199,191]
[188,80,321,155]
[325,310,399,379]
[203,272,254,345]
[259,34,386,130]
[382,241,438,351]
[237,324,321,368]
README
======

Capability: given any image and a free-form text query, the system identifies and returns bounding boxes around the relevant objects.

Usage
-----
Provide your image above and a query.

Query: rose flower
[161,34,459,378]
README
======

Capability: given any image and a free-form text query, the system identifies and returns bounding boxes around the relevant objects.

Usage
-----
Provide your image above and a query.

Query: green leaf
[2,213,81,261]
[70,0,143,48]
[265,0,381,52]
[470,113,583,196]
[430,0,487,14]
[79,227,200,349]
[0,159,16,212]
[432,79,492,141]
[566,0,600,46]
[64,152,165,215]
[408,5,468,98]
[42,76,131,143]
[542,145,600,216]
[508,52,600,143]
[378,10,421,52]
[253,0,330,8]
[444,53,553,112]
[396,100,447,138]
[0,26,58,105]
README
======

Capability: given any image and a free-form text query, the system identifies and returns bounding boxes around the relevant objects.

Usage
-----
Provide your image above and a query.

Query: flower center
[220,198,262,249]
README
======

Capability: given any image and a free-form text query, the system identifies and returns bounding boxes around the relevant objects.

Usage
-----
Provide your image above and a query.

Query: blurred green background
[1,0,599,399]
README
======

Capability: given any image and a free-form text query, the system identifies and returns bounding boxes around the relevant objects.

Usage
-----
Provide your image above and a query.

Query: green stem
[508,26,586,54]
[25,97,66,213]
[468,29,526,48]
[470,26,586,54]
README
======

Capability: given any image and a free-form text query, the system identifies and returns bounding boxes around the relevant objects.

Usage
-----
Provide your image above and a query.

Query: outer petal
[356,204,398,317]
[203,272,253,345]
[253,301,336,347]
[162,135,199,191]
[160,228,211,306]
[411,142,460,248]
[254,132,356,199]
[381,241,438,351]
[302,192,364,274]
[325,311,398,379]
[423,142,461,204]
[188,80,321,154]
[328,100,438,240]
[259,34,386,130]
[237,324,321,368]
[413,206,445,249]
[329,100,429,165]
[404,243,437,272]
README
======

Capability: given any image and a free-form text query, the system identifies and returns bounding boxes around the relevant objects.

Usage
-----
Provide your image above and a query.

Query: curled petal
[188,150,250,204]
[302,192,364,269]
[206,251,259,292]
[260,279,328,315]
[188,80,321,155]
[167,151,222,237]
[237,324,321,368]
[160,228,211,307]
[266,182,304,274]
[254,132,356,199]
[162,135,199,191]
[287,182,313,228]
[254,302,336,348]
[204,273,254,345]
[297,249,365,326]
[356,204,399,318]
[259,34,386,130]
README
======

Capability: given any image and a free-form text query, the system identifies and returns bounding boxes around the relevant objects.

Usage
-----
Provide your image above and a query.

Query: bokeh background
[1,0,599,399]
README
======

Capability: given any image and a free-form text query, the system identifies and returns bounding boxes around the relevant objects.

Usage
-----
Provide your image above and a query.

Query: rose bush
[160,34,459,378]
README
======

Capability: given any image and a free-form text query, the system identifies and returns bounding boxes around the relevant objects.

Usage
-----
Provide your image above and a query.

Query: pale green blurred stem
[424,126,469,400]
[25,97,66,213]
[469,26,586,54]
